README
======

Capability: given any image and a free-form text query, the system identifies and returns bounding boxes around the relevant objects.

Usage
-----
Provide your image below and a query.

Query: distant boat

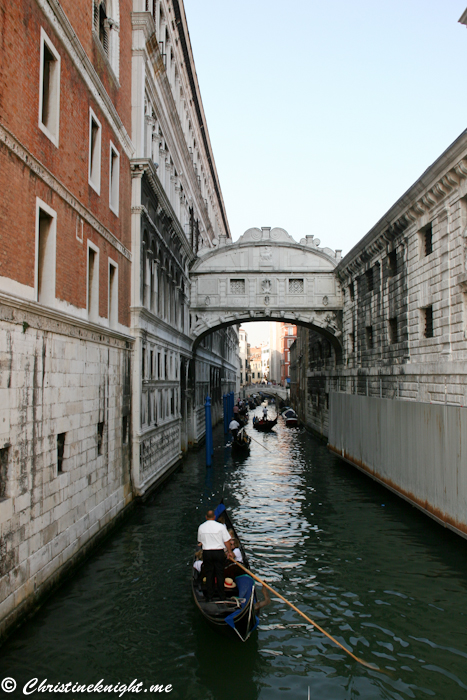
[282,408,299,427]
[252,415,277,432]
[231,428,251,453]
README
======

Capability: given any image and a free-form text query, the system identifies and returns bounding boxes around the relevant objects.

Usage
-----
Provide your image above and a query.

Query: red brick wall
[0,0,132,328]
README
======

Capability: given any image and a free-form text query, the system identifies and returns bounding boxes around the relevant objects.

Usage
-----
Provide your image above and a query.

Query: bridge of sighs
[189,227,344,353]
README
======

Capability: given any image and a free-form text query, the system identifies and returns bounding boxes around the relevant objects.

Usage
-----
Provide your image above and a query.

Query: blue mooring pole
[229,391,234,424]
[223,394,228,434]
[205,395,213,467]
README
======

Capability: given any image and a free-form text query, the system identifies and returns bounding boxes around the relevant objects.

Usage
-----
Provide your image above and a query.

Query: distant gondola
[252,415,278,433]
[282,408,299,427]
[192,504,258,641]
[231,428,251,453]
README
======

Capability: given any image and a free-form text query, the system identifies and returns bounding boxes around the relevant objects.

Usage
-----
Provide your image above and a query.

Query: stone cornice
[0,292,134,347]
[337,129,467,280]
[136,17,216,241]
[39,0,134,158]
[131,158,194,266]
[130,306,193,353]
[0,122,132,261]
[171,0,231,239]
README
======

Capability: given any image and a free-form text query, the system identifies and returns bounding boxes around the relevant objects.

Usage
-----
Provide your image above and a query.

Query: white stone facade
[291,129,467,538]
[130,0,238,495]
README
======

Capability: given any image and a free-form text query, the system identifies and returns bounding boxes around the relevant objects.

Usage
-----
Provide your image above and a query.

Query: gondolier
[229,417,240,439]
[197,510,234,601]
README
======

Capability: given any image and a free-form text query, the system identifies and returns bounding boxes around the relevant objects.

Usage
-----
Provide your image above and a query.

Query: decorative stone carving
[189,227,343,346]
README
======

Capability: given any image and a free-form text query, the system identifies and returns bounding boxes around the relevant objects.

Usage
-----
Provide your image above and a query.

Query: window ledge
[39,121,59,148]
[92,31,120,88]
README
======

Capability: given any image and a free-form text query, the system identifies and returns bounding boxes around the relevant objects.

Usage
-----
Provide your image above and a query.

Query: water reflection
[1,410,467,699]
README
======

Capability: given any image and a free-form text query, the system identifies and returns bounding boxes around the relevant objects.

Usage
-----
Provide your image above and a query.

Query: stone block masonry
[290,128,467,539]
[0,299,133,641]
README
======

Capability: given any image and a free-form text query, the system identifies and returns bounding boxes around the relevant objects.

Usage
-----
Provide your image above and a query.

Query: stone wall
[290,130,467,537]
[0,298,132,640]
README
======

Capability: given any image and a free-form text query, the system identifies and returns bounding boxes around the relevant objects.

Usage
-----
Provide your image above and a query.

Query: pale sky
[184,0,467,259]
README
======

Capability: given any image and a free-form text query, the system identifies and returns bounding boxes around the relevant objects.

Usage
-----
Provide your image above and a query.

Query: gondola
[252,415,278,432]
[282,408,299,427]
[192,504,259,641]
[231,427,251,453]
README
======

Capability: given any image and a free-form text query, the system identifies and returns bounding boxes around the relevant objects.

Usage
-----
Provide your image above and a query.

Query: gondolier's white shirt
[197,520,231,551]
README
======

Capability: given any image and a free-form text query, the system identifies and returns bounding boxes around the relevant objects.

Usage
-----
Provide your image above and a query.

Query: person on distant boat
[198,509,235,601]
[229,418,240,440]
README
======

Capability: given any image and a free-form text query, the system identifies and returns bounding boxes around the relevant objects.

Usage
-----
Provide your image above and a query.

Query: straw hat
[224,577,236,589]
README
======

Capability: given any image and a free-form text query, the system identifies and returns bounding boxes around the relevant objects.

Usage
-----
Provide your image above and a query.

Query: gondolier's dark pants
[203,549,225,599]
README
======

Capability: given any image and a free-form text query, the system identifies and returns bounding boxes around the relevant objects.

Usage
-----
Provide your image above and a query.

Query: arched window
[92,0,120,80]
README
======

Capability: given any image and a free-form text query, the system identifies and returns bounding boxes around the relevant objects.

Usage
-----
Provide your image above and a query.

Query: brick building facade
[0,0,135,640]
[0,0,238,640]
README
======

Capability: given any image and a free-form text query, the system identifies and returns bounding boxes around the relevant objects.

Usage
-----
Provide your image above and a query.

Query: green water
[1,412,467,699]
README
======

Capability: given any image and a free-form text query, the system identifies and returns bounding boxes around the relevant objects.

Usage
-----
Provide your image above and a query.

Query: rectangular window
[365,326,373,349]
[0,445,10,499]
[89,108,102,194]
[39,28,61,146]
[142,346,146,379]
[87,242,99,322]
[349,332,355,353]
[122,415,129,445]
[365,268,374,293]
[108,259,118,328]
[349,282,354,301]
[388,317,398,344]
[35,199,56,306]
[419,222,433,258]
[289,279,304,294]
[109,142,120,215]
[57,433,66,473]
[424,306,434,338]
[388,250,397,277]
[97,422,104,455]
[230,279,245,294]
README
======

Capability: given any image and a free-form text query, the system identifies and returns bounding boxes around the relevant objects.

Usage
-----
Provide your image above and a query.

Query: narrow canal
[1,407,467,700]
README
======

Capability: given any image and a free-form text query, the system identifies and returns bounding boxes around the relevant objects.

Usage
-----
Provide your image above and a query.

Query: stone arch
[191,314,342,364]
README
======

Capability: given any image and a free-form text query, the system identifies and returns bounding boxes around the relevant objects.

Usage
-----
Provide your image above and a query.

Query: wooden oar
[248,432,274,454]
[235,561,382,672]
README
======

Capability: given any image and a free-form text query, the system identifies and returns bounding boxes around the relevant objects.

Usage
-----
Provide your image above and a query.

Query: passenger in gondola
[226,530,243,562]
[193,548,203,573]
[232,537,243,562]
[229,417,240,440]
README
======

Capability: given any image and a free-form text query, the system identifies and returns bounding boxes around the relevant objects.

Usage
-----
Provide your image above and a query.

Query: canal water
[1,407,467,700]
